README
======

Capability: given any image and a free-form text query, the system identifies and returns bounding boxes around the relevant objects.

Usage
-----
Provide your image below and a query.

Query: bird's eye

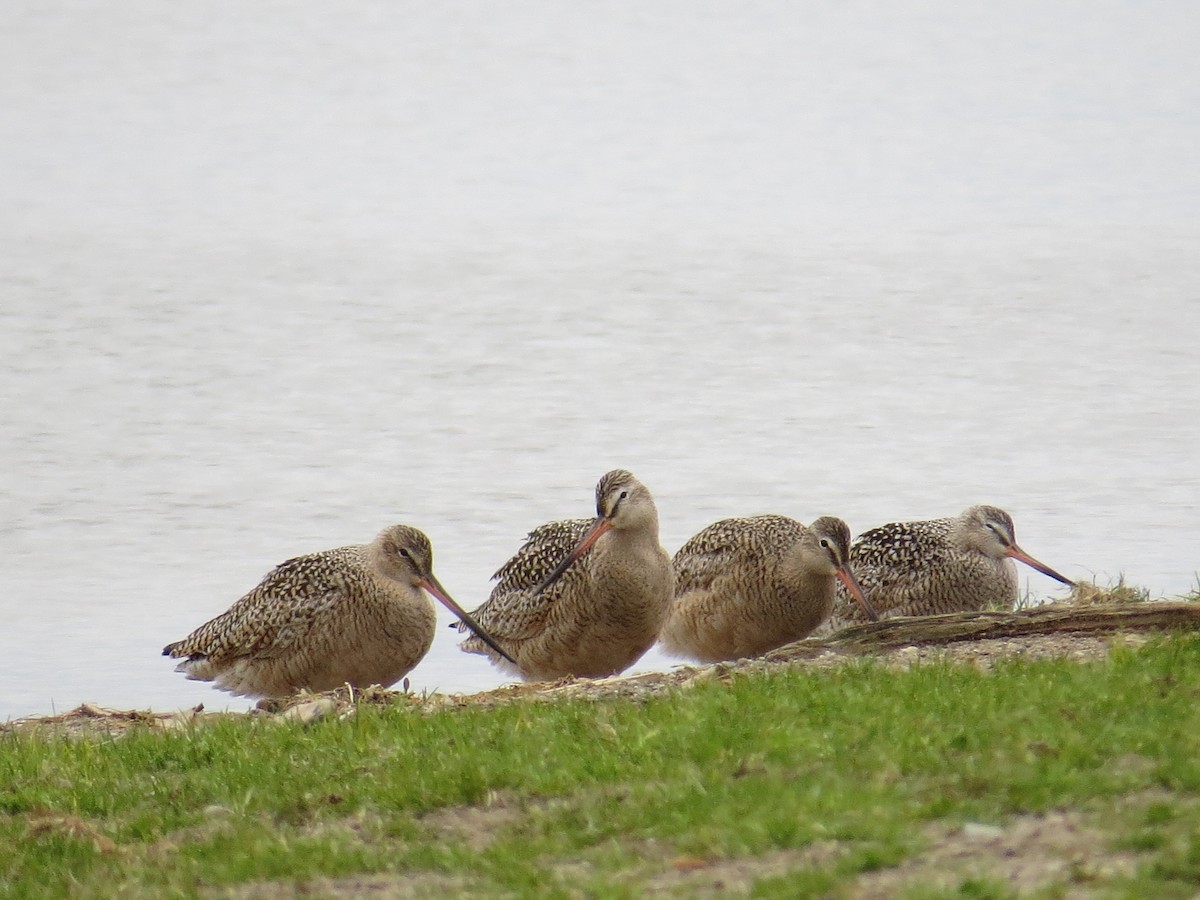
[619,490,629,500]
[820,539,831,549]
[399,548,411,559]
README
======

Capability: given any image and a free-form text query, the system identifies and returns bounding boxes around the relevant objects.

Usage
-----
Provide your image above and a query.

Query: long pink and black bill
[1005,545,1074,587]
[837,566,879,622]
[535,515,614,595]
[421,573,517,666]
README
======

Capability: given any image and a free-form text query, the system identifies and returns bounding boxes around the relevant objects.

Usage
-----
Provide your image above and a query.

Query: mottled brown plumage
[163,524,512,698]
[828,505,1075,629]
[660,514,876,662]
[457,470,673,680]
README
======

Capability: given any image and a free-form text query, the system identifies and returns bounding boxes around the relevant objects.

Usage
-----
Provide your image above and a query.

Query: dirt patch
[222,871,473,899]
[851,811,1141,899]
[23,813,121,856]
[616,806,1149,897]
[418,792,524,852]
[640,842,847,896]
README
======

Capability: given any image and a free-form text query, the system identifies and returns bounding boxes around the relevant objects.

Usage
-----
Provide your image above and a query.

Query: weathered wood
[766,601,1200,662]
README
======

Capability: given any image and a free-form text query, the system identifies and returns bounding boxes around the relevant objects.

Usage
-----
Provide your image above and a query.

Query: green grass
[5,634,1200,896]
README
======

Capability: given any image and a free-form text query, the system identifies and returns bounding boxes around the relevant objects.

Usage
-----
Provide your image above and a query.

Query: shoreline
[7,595,1196,738]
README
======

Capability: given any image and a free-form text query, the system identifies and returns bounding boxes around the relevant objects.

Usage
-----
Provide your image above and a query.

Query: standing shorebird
[456,469,674,681]
[660,514,878,663]
[827,504,1075,629]
[163,524,514,699]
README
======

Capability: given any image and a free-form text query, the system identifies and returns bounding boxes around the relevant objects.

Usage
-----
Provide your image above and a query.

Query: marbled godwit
[163,524,514,699]
[827,504,1075,629]
[659,515,877,662]
[456,469,673,680]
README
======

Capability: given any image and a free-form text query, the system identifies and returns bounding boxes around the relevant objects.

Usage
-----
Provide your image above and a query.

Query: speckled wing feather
[843,518,954,602]
[673,515,806,597]
[164,547,359,663]
[458,519,592,643]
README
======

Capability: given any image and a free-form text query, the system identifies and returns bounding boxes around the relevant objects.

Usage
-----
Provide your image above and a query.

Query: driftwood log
[765,601,1200,662]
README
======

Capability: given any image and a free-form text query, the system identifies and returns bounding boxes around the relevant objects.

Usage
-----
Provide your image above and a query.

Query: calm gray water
[3,2,1198,721]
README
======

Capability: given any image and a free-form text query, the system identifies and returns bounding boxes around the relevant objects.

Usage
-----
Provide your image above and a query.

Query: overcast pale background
[3,1,1198,720]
